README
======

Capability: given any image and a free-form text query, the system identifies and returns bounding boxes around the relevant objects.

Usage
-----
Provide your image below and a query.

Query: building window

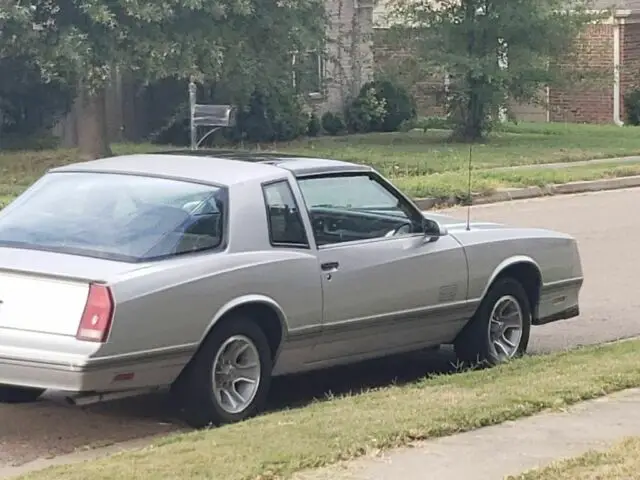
[292,50,325,98]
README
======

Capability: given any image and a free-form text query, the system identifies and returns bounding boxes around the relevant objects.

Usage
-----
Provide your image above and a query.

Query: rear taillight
[76,284,114,343]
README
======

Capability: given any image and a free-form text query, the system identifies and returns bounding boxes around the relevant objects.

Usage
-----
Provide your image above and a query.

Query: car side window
[262,180,309,248]
[296,173,423,246]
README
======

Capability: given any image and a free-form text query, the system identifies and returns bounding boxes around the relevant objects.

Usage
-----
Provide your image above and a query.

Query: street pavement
[1,188,639,469]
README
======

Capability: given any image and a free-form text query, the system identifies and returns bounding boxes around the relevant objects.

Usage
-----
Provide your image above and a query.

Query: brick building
[550,0,640,124]
[372,0,640,124]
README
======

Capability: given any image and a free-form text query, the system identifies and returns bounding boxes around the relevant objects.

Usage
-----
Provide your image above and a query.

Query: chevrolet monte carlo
[0,152,584,427]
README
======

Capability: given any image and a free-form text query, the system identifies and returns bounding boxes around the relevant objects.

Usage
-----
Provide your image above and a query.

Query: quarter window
[262,181,309,247]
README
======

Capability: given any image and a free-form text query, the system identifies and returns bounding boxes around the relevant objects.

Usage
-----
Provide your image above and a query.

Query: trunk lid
[0,247,145,336]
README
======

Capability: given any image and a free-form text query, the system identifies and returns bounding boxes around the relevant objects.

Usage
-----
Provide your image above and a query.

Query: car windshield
[0,172,226,262]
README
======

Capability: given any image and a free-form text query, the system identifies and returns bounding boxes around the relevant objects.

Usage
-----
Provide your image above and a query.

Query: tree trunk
[77,85,112,160]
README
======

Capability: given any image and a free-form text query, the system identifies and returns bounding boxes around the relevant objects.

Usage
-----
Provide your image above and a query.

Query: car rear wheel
[454,277,531,367]
[0,385,44,404]
[172,316,273,428]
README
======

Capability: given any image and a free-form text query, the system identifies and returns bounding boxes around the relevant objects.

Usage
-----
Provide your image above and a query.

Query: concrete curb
[488,155,640,171]
[414,175,640,210]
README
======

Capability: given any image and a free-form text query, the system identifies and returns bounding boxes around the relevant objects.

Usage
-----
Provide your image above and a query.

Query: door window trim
[296,170,426,249]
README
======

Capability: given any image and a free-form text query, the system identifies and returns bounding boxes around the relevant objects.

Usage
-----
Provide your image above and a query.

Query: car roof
[50,151,371,186]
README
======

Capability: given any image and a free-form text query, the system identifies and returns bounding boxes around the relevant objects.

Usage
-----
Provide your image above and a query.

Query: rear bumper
[0,355,90,391]
[0,347,194,393]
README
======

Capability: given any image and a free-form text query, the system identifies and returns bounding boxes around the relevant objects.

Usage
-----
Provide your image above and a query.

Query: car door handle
[321,261,340,271]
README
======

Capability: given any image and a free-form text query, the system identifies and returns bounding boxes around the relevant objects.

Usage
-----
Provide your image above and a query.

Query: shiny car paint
[0,153,583,396]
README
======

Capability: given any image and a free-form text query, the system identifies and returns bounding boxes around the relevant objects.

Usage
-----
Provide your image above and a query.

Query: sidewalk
[294,388,640,480]
[488,155,640,171]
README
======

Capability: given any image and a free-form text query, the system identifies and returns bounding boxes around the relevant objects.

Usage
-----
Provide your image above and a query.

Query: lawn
[2,122,640,204]
[279,122,640,174]
[511,437,640,480]
[16,339,640,480]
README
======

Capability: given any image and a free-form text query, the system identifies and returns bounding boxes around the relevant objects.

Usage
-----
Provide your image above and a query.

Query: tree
[388,0,600,141]
[1,0,325,158]
[0,55,75,144]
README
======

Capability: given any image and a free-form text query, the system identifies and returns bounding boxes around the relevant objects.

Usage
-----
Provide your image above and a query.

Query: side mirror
[422,218,448,241]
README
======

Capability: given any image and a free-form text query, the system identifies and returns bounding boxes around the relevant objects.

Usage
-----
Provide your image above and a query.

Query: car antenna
[465,142,472,231]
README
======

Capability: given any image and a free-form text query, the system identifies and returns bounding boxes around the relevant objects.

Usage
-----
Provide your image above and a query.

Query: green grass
[276,122,640,175]
[395,161,640,199]
[510,437,640,480]
[16,340,640,480]
[2,122,640,204]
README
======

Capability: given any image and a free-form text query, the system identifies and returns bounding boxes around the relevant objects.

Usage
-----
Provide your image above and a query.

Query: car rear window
[0,172,226,262]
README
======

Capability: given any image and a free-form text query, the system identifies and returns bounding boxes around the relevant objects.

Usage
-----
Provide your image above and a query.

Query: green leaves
[1,0,326,94]
[386,0,600,139]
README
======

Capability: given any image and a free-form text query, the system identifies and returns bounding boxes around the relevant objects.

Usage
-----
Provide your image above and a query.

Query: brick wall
[373,28,547,121]
[373,28,446,116]
[548,23,614,124]
[621,22,640,122]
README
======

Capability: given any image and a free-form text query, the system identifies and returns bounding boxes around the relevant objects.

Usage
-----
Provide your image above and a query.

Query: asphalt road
[2,188,639,468]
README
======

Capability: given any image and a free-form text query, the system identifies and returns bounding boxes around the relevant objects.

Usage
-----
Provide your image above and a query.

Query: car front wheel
[0,385,44,404]
[172,316,273,428]
[454,277,532,367]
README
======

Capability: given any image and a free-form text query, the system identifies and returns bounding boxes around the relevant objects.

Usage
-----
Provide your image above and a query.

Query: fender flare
[477,255,543,303]
[200,294,289,354]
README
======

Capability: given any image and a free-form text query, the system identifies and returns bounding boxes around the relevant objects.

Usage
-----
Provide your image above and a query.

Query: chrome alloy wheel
[488,295,524,361]
[212,335,261,414]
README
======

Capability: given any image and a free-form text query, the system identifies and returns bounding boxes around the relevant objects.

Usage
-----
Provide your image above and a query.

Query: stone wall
[317,0,375,114]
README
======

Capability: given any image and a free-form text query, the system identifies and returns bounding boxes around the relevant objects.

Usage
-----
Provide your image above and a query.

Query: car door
[296,171,469,362]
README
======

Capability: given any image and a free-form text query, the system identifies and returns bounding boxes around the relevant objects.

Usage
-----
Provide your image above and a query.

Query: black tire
[0,385,44,404]
[172,315,273,428]
[454,277,532,367]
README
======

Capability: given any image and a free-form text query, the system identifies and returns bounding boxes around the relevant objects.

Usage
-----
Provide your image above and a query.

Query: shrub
[624,88,640,126]
[235,88,308,143]
[321,112,346,136]
[345,79,416,134]
[345,86,387,133]
[307,113,321,136]
[372,79,417,132]
[151,86,308,146]
[0,56,75,140]
[0,132,60,151]
[399,116,454,132]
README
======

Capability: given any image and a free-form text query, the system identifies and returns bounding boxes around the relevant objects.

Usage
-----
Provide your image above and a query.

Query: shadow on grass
[77,346,461,426]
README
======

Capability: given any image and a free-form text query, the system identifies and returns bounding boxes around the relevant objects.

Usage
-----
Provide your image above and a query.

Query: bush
[345,86,387,133]
[345,79,417,134]
[0,56,75,140]
[624,88,640,126]
[0,132,60,151]
[235,88,308,143]
[321,112,346,136]
[307,113,321,136]
[399,116,454,132]
[373,79,417,132]
[151,85,309,146]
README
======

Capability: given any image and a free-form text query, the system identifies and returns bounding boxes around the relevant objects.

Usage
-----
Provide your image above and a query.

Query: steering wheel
[384,222,413,237]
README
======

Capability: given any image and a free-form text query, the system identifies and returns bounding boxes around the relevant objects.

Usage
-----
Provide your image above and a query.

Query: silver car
[0,152,583,427]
